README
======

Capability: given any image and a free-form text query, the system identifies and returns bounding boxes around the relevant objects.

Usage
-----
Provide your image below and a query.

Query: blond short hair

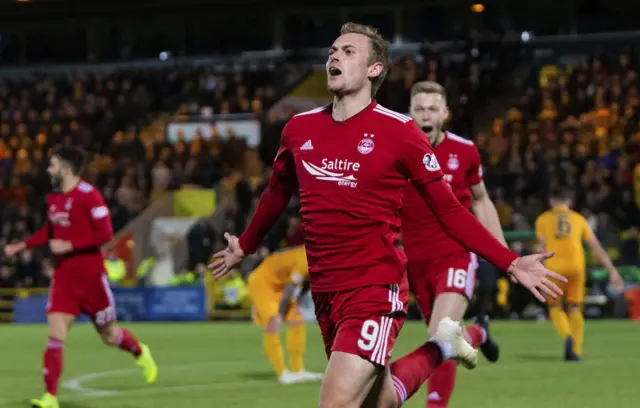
[340,22,390,97]
[411,81,447,102]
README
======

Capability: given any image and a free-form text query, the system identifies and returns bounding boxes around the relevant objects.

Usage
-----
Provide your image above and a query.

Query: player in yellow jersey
[247,245,324,384]
[535,190,624,361]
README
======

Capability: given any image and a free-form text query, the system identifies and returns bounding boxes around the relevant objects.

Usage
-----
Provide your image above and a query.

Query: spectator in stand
[0,63,297,287]
[0,264,16,288]
[476,51,639,264]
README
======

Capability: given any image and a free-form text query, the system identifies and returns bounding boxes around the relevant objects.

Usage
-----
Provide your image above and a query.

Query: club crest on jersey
[64,198,73,210]
[447,154,459,171]
[357,133,375,155]
[422,153,441,172]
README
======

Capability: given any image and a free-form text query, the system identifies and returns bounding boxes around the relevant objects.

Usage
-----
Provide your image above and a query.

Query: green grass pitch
[0,320,638,407]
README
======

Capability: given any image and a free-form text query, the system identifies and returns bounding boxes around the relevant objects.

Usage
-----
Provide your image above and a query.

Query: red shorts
[47,273,116,326]
[312,276,408,367]
[407,251,478,323]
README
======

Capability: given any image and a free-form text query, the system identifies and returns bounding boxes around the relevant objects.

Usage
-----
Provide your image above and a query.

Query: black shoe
[473,314,500,362]
[564,337,580,362]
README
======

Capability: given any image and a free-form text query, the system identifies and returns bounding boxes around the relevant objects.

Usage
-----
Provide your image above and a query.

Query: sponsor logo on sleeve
[422,153,441,172]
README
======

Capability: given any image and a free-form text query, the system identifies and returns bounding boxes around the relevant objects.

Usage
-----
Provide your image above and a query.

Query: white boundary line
[61,360,266,400]
[62,377,267,400]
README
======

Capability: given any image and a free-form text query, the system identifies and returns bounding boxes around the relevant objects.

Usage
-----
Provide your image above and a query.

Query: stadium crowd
[481,51,640,264]
[1,49,639,291]
[0,64,300,288]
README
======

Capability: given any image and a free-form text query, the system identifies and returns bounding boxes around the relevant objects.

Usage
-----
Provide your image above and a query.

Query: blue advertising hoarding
[13,286,207,323]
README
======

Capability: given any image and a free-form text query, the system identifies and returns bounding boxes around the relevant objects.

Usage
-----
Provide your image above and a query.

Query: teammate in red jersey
[401,81,506,408]
[3,146,157,408]
[211,23,565,408]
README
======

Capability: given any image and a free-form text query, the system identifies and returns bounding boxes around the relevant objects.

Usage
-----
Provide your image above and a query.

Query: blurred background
[0,1,639,407]
[0,0,638,324]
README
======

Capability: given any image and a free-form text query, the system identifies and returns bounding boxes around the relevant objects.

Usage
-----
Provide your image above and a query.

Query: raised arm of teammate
[210,127,298,278]
[400,122,566,301]
[470,181,507,247]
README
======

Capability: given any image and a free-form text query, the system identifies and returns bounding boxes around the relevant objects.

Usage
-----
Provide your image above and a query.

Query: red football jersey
[25,180,113,277]
[239,102,517,292]
[244,102,443,292]
[401,131,483,261]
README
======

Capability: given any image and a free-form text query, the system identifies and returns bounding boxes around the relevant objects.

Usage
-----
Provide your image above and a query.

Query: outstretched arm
[415,180,517,271]
[212,124,299,278]
[398,123,517,271]
[398,122,566,301]
[584,236,617,276]
[238,145,298,255]
[24,222,51,249]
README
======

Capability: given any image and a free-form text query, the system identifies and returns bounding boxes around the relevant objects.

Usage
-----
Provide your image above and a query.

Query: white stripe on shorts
[371,315,392,365]
[465,253,479,299]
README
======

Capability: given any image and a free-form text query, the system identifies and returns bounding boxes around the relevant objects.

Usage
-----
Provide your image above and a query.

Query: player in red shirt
[211,23,566,408]
[401,81,506,408]
[4,146,157,408]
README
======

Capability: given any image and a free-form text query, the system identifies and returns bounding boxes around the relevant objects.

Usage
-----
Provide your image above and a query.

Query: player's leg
[85,274,157,383]
[248,275,292,383]
[409,259,458,408]
[418,254,493,408]
[425,292,468,407]
[545,276,574,359]
[320,350,386,408]
[285,319,305,373]
[374,316,475,408]
[284,305,323,381]
[95,320,157,382]
[313,286,391,407]
[32,277,79,408]
[317,281,476,408]
[566,271,586,359]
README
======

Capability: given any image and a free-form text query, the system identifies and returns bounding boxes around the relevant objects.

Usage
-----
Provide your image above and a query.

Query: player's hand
[608,269,625,293]
[267,314,283,332]
[257,246,270,259]
[49,239,73,255]
[507,252,567,303]
[3,242,26,257]
[209,233,245,279]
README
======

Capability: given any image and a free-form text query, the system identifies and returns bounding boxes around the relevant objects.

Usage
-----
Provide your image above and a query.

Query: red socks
[465,325,486,349]
[43,337,64,396]
[425,325,486,407]
[114,328,142,357]
[426,360,457,407]
[42,329,142,397]
[390,342,443,406]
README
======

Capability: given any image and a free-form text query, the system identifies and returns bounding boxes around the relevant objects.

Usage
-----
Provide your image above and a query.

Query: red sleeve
[239,122,298,254]
[69,190,113,251]
[466,144,483,186]
[24,222,51,249]
[397,122,516,271]
[396,122,445,184]
[414,180,517,271]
